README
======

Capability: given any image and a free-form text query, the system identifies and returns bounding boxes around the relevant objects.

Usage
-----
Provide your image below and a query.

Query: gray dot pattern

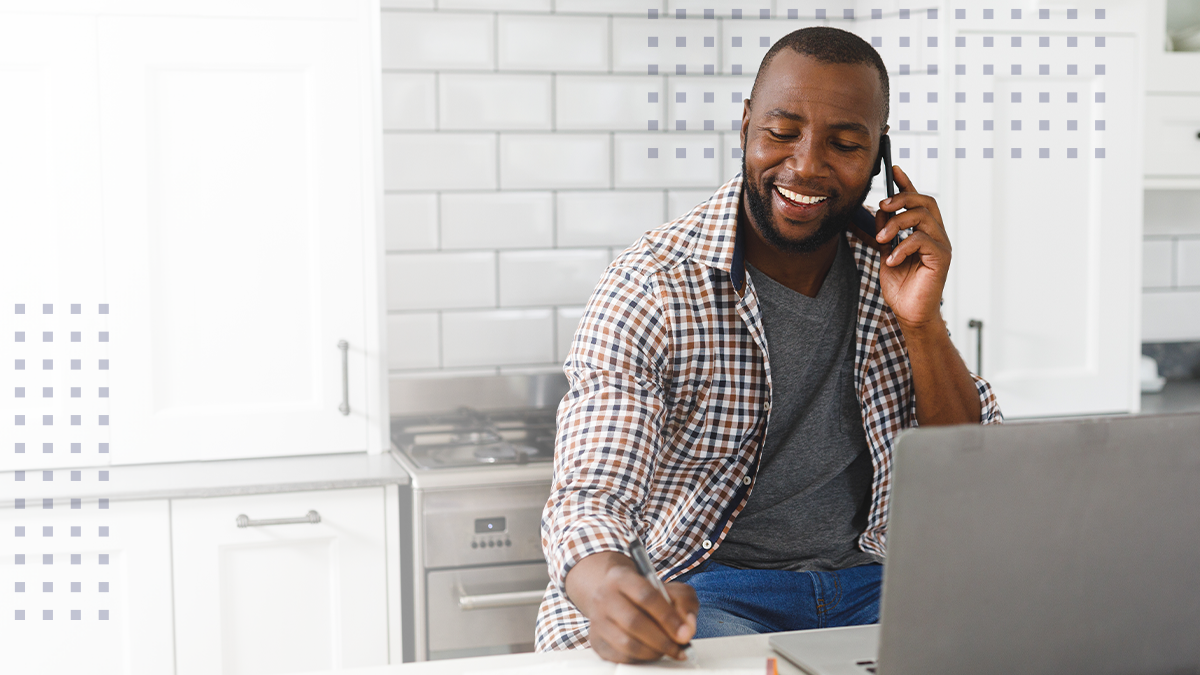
[643,7,1108,163]
[8,302,113,624]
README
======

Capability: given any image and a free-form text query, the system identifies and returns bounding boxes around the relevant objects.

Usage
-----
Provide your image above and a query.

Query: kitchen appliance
[389,373,567,662]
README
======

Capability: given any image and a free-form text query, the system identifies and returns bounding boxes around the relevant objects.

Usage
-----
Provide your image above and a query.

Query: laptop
[770,412,1200,675]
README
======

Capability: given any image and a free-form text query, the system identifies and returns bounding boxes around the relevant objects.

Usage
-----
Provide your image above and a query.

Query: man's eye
[768,130,796,140]
[833,143,861,151]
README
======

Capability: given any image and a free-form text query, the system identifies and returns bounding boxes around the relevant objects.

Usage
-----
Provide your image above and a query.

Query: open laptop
[770,412,1200,675]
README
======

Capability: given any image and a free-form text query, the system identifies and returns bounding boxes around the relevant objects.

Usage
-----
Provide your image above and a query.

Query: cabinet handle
[337,339,350,416]
[457,589,545,611]
[235,510,321,528]
[967,319,984,377]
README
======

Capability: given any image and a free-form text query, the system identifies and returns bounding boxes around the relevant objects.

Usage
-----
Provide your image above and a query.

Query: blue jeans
[676,561,883,638]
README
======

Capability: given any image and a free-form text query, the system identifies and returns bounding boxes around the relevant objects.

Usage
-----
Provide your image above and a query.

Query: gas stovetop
[390,407,557,470]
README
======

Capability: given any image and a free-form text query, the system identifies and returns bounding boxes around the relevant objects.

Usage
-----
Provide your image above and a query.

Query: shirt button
[701,539,713,550]
[742,476,752,486]
[763,401,771,412]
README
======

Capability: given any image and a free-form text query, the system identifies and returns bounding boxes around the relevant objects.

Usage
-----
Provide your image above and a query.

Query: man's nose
[786,136,829,180]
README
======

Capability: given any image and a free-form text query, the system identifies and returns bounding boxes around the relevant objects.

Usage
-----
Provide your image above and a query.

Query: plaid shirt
[536,172,1002,651]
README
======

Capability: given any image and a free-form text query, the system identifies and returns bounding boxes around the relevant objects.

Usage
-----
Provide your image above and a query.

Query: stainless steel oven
[389,373,567,661]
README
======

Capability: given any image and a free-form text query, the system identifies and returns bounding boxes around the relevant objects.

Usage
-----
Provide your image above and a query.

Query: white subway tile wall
[439,74,553,130]
[381,4,945,378]
[1142,191,1200,342]
[498,249,613,306]
[440,191,554,249]
[556,190,665,247]
[382,73,437,130]
[441,309,555,367]
[385,193,439,251]
[384,133,497,191]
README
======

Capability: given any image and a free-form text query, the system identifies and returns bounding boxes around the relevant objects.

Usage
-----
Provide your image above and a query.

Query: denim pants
[676,561,884,638]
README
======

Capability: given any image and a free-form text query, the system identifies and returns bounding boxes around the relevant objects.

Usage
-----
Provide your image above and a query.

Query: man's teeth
[776,186,827,205]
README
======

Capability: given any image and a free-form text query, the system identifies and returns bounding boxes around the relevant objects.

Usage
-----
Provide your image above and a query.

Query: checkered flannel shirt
[536,172,1003,651]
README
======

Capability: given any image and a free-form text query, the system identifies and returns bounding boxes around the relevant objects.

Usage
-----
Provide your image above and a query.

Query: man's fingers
[605,599,686,661]
[892,163,916,194]
[618,571,689,644]
[884,231,944,267]
[665,582,699,641]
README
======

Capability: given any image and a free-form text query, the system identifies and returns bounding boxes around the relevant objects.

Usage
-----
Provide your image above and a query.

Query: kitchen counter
[1141,379,1200,415]
[0,450,410,507]
[291,628,810,675]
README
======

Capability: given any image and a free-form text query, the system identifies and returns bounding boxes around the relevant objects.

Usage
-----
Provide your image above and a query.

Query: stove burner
[391,407,557,469]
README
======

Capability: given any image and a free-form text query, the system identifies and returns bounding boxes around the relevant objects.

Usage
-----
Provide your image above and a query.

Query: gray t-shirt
[709,236,881,572]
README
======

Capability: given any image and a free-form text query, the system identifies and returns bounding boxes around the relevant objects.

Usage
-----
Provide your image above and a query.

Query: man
[536,26,1002,662]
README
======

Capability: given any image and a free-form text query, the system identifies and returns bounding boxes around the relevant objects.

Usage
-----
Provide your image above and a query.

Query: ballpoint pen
[628,536,698,664]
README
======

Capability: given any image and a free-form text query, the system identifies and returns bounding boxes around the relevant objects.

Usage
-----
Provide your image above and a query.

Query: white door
[0,15,112,473]
[171,487,390,675]
[0,499,175,675]
[944,19,1141,418]
[98,16,378,464]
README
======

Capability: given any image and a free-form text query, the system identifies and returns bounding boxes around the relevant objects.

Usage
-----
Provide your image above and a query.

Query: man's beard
[741,154,872,254]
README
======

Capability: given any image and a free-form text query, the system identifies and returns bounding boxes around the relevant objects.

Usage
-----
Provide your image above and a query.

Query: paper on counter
[614,656,767,674]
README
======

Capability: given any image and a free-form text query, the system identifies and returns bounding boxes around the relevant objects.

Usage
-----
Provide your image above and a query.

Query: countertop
[0,450,410,507]
[1141,379,1200,415]
[291,628,814,675]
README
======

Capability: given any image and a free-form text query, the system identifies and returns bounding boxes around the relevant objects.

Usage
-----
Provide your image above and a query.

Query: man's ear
[739,99,751,153]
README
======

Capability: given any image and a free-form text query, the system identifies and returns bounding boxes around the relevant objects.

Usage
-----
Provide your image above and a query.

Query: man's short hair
[749,26,890,132]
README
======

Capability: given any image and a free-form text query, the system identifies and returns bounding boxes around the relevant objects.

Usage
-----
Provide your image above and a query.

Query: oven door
[425,562,550,659]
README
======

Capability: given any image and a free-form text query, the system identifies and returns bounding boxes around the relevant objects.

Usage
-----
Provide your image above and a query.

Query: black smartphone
[879,134,898,249]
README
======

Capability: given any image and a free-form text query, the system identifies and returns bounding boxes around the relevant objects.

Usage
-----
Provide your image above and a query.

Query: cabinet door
[945,25,1141,418]
[0,499,174,675]
[0,15,112,473]
[1145,94,1200,179]
[171,487,390,675]
[98,16,380,464]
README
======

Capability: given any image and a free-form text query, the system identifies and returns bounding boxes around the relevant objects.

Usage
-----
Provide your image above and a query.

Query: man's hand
[861,164,951,331]
[564,551,698,663]
[849,164,983,426]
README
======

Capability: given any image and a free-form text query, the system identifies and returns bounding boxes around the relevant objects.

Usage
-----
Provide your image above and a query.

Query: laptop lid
[877,412,1200,675]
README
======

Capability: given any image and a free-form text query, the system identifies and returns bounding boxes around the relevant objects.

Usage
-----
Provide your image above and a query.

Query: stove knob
[505,539,512,547]
[487,540,495,548]
[471,541,478,549]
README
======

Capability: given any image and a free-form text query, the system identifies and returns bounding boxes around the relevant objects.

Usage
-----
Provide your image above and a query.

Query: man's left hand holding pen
[563,548,700,663]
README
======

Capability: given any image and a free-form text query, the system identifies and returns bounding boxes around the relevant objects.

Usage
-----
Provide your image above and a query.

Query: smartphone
[879,134,898,249]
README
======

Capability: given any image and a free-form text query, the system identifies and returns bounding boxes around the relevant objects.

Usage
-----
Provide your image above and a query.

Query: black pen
[629,536,697,663]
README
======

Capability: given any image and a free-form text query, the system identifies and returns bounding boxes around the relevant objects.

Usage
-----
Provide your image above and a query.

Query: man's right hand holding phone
[564,551,699,663]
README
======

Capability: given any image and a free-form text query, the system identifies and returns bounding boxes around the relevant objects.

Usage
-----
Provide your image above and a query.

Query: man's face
[739,51,886,254]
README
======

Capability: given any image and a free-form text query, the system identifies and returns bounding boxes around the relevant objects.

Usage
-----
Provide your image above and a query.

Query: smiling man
[536,27,1002,662]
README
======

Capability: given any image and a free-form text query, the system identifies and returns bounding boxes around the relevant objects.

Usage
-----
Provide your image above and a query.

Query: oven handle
[457,589,545,611]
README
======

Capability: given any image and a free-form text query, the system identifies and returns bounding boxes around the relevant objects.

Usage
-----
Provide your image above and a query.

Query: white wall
[1143,190,1200,342]
[380,1,940,385]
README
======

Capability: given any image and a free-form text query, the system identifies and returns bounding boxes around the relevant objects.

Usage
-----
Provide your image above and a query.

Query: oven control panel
[471,516,512,549]
[423,483,549,568]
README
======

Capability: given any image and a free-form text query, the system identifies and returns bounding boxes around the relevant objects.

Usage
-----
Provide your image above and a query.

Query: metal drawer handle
[968,319,984,377]
[457,589,545,611]
[337,340,350,416]
[236,510,321,528]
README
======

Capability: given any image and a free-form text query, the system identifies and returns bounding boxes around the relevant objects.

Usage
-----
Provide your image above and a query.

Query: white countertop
[0,450,410,507]
[292,630,816,675]
[1141,379,1200,415]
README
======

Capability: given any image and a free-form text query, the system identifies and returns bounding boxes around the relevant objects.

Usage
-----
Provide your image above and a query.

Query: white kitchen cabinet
[1145,95,1200,183]
[0,1,387,468]
[98,11,385,464]
[0,15,111,473]
[0,499,175,675]
[941,8,1142,418]
[171,487,391,675]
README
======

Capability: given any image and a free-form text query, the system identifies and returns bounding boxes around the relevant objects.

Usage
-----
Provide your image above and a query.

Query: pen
[628,536,697,663]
